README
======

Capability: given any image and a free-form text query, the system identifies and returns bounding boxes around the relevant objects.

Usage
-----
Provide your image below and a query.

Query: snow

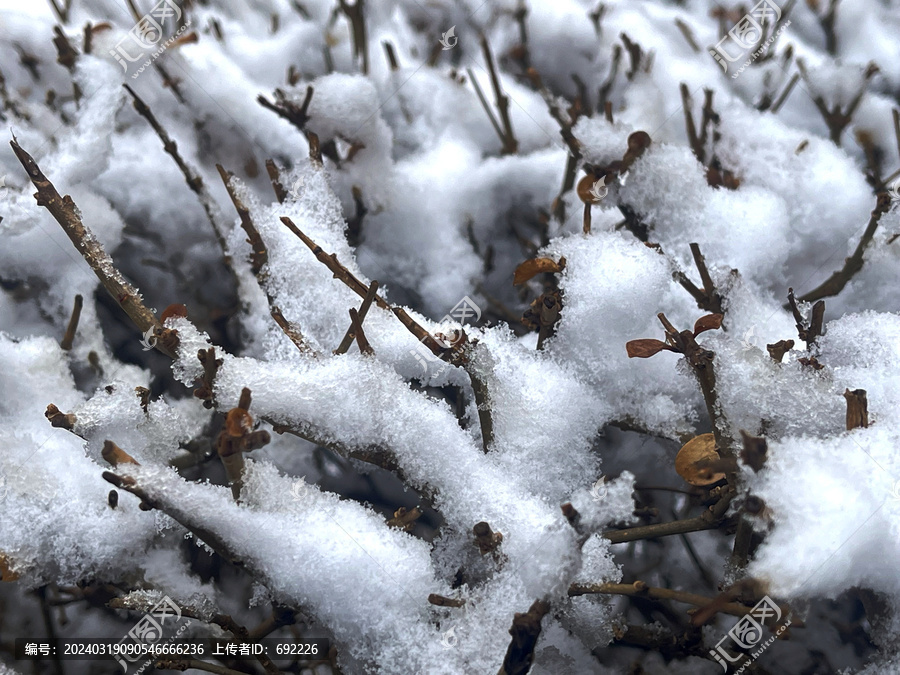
[3,0,900,671]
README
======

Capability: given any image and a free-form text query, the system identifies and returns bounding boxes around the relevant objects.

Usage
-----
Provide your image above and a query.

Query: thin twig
[479,34,518,154]
[216,164,268,275]
[123,85,232,261]
[60,294,82,350]
[602,488,734,544]
[265,159,287,203]
[123,0,186,103]
[467,68,506,146]
[335,280,378,354]
[10,138,173,356]
[338,0,368,74]
[769,73,799,113]
[797,193,892,302]
[568,581,761,621]
[348,308,374,355]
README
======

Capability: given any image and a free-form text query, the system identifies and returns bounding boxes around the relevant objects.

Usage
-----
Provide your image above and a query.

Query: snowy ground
[2,0,900,673]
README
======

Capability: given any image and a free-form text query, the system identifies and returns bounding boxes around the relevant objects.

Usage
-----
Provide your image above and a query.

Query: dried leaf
[625,339,675,358]
[160,303,188,322]
[513,257,566,285]
[693,313,723,336]
[675,433,726,486]
[0,554,19,582]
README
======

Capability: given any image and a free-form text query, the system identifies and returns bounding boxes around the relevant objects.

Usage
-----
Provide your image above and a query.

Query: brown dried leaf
[160,303,188,322]
[625,339,675,358]
[675,433,726,486]
[513,257,566,285]
[0,554,19,582]
[693,313,723,336]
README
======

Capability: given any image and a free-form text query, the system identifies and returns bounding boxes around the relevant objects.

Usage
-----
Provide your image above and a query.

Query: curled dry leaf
[675,433,726,486]
[625,339,676,358]
[513,256,566,285]
[693,313,723,336]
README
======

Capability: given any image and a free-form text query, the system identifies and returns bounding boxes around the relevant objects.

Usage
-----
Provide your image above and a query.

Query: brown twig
[338,0,368,74]
[10,138,174,356]
[216,164,268,275]
[265,159,287,203]
[844,388,869,430]
[687,243,724,314]
[797,193,892,302]
[347,308,374,355]
[674,17,700,52]
[467,68,506,148]
[257,86,314,133]
[60,294,82,350]
[47,0,71,24]
[382,40,399,71]
[797,59,877,146]
[386,506,421,531]
[123,0,185,103]
[279,217,442,354]
[335,280,379,354]
[768,73,800,113]
[428,593,465,608]
[479,34,518,155]
[602,488,735,543]
[569,580,762,621]
[123,85,232,260]
[496,600,550,675]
